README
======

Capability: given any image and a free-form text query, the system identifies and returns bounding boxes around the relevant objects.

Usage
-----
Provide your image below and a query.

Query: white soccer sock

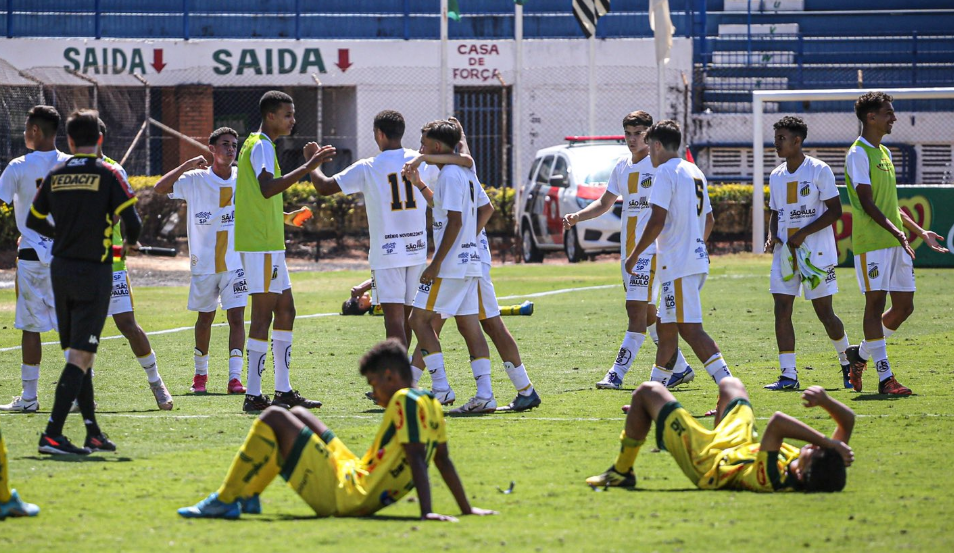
[228,349,243,381]
[194,348,209,376]
[703,353,732,383]
[832,334,850,365]
[866,338,893,382]
[858,340,871,361]
[612,332,646,376]
[471,357,493,399]
[647,323,659,345]
[882,324,896,340]
[503,361,533,396]
[246,338,268,397]
[672,349,690,372]
[424,352,449,391]
[138,351,160,383]
[272,330,293,393]
[778,352,797,379]
[21,363,39,399]
[649,364,673,384]
[410,365,424,388]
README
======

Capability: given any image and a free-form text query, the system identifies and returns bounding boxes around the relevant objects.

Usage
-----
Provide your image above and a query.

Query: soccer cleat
[0,395,38,413]
[518,300,534,316]
[845,345,866,392]
[449,396,497,415]
[841,364,852,389]
[38,433,91,456]
[177,492,241,520]
[621,404,630,414]
[666,367,695,389]
[585,466,636,488]
[0,490,40,519]
[272,390,322,409]
[243,394,272,413]
[596,371,624,390]
[702,407,718,417]
[878,376,913,396]
[431,387,456,406]
[764,376,800,391]
[227,378,246,394]
[150,379,174,410]
[84,433,117,452]
[364,390,377,402]
[239,494,261,514]
[190,374,208,394]
[497,389,542,412]
[69,399,98,414]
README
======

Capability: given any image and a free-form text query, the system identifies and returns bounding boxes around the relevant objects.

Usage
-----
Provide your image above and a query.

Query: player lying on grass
[587,377,854,492]
[178,339,498,521]
[0,423,40,519]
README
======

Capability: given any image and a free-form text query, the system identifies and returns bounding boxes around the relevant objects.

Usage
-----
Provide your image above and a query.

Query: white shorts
[107,270,134,316]
[855,246,916,293]
[769,249,838,300]
[440,264,500,320]
[241,252,291,295]
[188,269,249,312]
[659,273,707,324]
[371,264,425,306]
[412,276,478,317]
[15,259,57,333]
[621,254,660,303]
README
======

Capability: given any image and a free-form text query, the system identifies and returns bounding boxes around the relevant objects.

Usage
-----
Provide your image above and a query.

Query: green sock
[614,431,645,474]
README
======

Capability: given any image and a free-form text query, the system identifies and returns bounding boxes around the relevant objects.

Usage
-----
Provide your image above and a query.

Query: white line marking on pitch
[0,284,614,353]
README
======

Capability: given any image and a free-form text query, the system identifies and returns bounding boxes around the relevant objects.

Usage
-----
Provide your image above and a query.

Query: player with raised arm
[177,339,498,521]
[98,119,173,410]
[622,121,732,391]
[0,106,69,413]
[586,377,854,493]
[235,90,335,412]
[764,116,852,391]
[27,109,143,455]
[562,111,694,391]
[154,127,248,395]
[843,92,948,395]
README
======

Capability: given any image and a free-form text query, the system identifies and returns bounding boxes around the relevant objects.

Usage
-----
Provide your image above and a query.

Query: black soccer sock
[45,363,86,437]
[77,369,101,437]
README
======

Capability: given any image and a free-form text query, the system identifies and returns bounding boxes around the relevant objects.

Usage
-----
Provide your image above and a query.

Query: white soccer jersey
[649,158,712,282]
[335,148,439,269]
[168,167,243,275]
[475,181,492,266]
[0,149,70,264]
[605,154,657,257]
[769,156,839,269]
[432,164,481,279]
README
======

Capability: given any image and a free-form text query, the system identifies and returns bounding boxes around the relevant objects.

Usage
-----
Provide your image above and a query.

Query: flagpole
[514,2,524,198]
[657,61,665,119]
[440,0,449,118]
[588,34,596,137]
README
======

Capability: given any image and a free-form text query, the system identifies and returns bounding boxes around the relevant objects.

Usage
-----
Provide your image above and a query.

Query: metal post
[513,2,524,228]
[145,85,151,174]
[752,94,764,253]
[313,74,323,144]
[588,35,596,137]
[440,0,448,118]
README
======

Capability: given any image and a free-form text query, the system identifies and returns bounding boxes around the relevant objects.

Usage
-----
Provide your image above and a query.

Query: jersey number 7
[388,173,418,211]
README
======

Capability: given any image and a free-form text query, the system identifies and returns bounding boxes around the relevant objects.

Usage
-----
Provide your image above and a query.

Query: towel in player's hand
[795,245,827,290]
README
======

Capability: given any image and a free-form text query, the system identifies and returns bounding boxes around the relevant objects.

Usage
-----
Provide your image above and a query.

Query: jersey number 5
[388,173,418,211]
[693,178,704,216]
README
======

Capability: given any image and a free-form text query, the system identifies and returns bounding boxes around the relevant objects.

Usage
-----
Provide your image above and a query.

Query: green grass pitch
[1,255,953,551]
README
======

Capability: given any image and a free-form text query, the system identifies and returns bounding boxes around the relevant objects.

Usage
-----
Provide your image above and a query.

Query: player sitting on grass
[764,116,852,391]
[586,377,854,492]
[155,127,249,395]
[0,423,40,519]
[177,339,498,521]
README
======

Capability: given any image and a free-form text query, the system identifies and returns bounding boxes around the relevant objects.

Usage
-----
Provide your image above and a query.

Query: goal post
[750,87,954,253]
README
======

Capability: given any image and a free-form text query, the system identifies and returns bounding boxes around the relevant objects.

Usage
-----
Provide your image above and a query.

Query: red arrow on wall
[335,49,353,72]
[151,49,167,73]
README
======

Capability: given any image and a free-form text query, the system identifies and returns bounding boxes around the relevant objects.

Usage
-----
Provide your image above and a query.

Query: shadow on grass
[172,392,233,397]
[850,393,917,401]
[19,455,134,463]
[361,408,385,414]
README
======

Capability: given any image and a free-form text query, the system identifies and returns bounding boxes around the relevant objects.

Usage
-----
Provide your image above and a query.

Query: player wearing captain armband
[764,116,852,392]
[155,127,249,395]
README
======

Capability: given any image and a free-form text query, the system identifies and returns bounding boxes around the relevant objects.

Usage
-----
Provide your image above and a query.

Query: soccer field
[1,255,952,552]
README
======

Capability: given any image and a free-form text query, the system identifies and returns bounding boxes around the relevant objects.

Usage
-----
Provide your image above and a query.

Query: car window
[552,157,569,186]
[535,155,554,185]
[570,147,628,185]
[528,157,542,182]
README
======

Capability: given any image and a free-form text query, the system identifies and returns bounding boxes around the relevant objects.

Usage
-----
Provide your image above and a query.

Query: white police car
[517,136,628,263]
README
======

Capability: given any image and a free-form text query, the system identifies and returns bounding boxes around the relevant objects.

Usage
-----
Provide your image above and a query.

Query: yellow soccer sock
[217,419,281,503]
[0,430,11,503]
[614,430,645,474]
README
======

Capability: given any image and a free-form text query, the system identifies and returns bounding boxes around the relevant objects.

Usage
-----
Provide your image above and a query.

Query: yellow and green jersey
[845,139,903,255]
[698,442,800,492]
[103,156,127,272]
[235,132,284,252]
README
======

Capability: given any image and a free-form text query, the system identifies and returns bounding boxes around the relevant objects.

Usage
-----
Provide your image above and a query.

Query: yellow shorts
[281,428,358,517]
[656,398,755,486]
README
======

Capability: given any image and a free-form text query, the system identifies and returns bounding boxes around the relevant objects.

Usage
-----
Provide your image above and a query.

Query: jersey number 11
[388,173,418,211]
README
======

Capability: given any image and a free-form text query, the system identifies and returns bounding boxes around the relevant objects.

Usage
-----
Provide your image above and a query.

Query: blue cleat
[0,489,40,519]
[177,492,240,520]
[666,367,695,388]
[518,301,534,316]
[596,371,624,390]
[841,364,852,389]
[497,389,542,412]
[239,494,261,514]
[764,377,800,391]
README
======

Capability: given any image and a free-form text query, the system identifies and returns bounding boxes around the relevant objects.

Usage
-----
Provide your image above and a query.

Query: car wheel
[522,225,543,263]
[564,227,584,263]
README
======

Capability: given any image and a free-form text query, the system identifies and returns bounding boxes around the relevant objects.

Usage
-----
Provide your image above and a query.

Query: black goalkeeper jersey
[30,153,141,264]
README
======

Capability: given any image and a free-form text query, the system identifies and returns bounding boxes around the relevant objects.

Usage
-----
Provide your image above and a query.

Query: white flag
[649,0,675,64]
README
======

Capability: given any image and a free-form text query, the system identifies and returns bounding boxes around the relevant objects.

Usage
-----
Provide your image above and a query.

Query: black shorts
[50,258,112,353]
